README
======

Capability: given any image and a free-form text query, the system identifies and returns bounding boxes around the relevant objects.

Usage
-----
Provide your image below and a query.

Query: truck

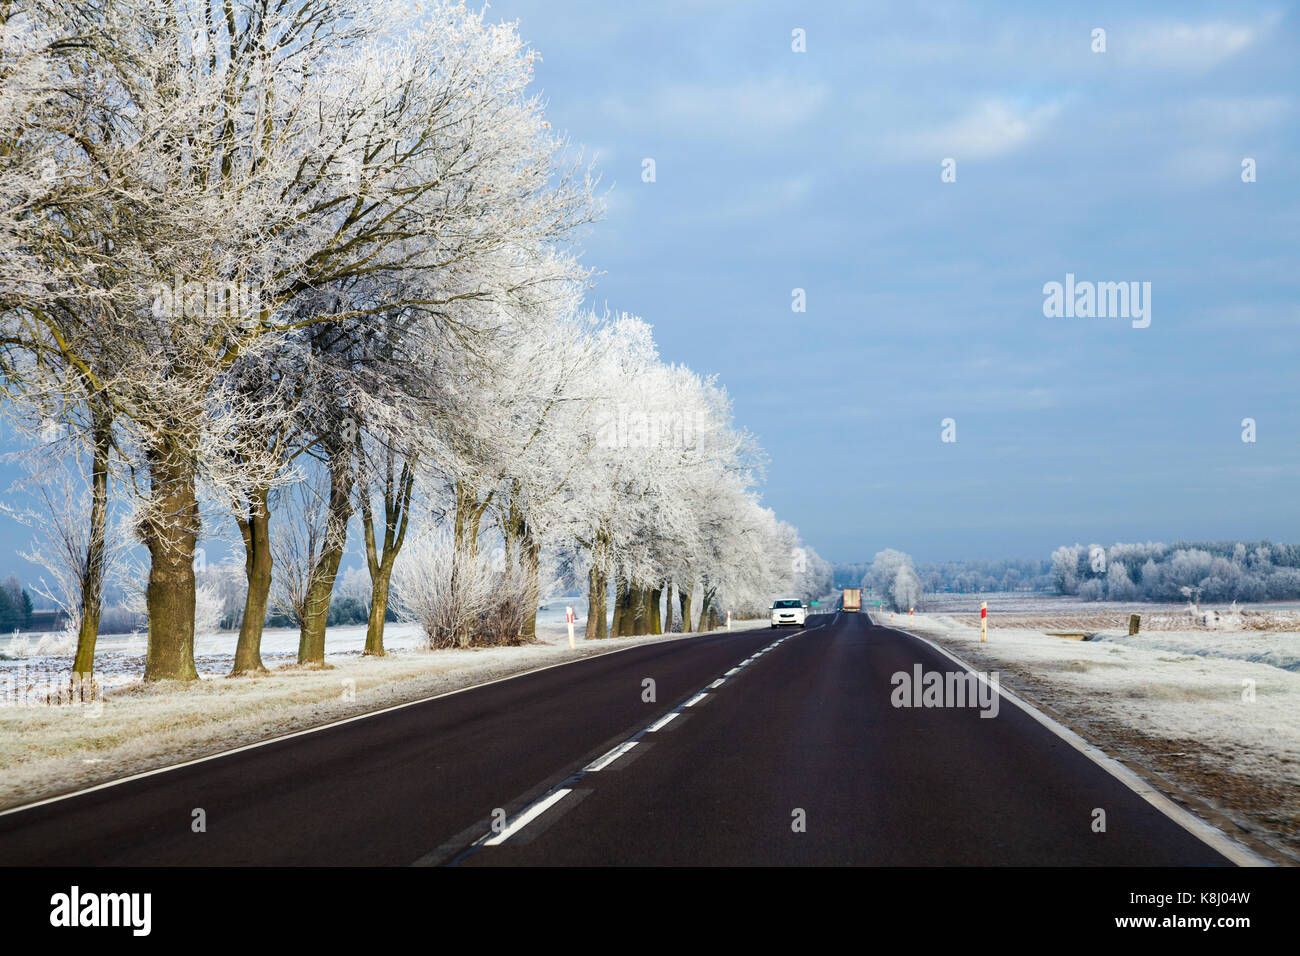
[841,588,862,613]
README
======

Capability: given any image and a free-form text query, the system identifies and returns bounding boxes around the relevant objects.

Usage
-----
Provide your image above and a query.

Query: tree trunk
[698,587,714,633]
[679,584,694,633]
[359,450,414,658]
[142,445,200,681]
[452,479,485,558]
[663,582,674,634]
[585,566,607,639]
[230,485,271,676]
[298,442,353,665]
[364,560,393,656]
[72,401,111,682]
[519,528,541,643]
[610,577,626,639]
[647,585,662,635]
[629,583,647,635]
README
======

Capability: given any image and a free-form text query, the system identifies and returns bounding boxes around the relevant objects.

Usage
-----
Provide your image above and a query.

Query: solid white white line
[483,788,572,845]
[583,740,638,772]
[646,711,679,732]
[895,626,1271,868]
[684,692,708,707]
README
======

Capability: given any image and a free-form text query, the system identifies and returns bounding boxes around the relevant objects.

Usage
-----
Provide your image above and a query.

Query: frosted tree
[865,549,922,612]
[2,1,598,679]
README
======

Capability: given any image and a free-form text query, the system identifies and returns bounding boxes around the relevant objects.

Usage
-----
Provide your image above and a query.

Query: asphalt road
[0,612,1235,866]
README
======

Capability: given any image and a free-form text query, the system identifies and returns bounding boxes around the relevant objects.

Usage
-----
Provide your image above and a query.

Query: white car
[770,598,807,628]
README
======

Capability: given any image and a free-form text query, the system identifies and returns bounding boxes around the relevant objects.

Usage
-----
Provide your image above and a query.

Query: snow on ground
[0,599,595,706]
[0,604,765,810]
[1093,629,1300,673]
[896,608,1300,859]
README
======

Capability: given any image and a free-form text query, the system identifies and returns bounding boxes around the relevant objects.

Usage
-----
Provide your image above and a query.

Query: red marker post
[980,601,988,642]
[565,606,575,649]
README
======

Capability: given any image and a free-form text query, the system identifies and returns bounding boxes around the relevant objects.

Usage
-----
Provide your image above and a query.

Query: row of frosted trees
[0,0,829,682]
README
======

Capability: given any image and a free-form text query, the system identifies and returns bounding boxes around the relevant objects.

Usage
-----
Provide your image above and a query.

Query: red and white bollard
[565,606,575,649]
[980,601,988,642]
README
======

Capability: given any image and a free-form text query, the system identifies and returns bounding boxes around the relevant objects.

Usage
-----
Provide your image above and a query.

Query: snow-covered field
[0,602,760,810]
[894,602,1300,861]
[0,600,595,702]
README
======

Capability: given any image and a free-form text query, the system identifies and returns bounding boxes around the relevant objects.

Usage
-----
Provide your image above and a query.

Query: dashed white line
[483,788,572,846]
[646,711,680,732]
[467,629,808,851]
[584,740,638,772]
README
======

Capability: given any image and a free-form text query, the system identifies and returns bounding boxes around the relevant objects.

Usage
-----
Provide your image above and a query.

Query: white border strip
[895,625,1271,867]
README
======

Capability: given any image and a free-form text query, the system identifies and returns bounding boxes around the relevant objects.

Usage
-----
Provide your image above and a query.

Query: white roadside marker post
[980,601,987,642]
[726,611,732,631]
[565,606,575,649]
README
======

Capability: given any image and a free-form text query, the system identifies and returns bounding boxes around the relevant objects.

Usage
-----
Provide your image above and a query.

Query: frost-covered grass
[1093,629,1300,673]
[0,614,763,810]
[910,592,1300,637]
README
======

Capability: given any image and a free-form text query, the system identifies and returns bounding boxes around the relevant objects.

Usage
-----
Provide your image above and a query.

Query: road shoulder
[888,617,1292,866]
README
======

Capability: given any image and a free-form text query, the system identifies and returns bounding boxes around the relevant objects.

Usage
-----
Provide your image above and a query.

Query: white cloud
[1177,96,1290,135]
[597,76,829,139]
[1120,21,1259,69]
[878,99,1063,162]
[1163,147,1244,186]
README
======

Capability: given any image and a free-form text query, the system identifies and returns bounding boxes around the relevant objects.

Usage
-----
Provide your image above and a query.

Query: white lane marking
[584,740,638,772]
[0,625,761,820]
[483,788,572,846]
[443,628,806,858]
[646,711,680,732]
[896,626,1271,868]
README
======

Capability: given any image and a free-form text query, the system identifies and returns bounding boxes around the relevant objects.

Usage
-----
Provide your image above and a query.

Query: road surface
[0,613,1236,865]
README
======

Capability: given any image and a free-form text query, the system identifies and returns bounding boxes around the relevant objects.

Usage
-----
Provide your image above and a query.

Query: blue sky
[479,0,1300,563]
[1,1,1297,584]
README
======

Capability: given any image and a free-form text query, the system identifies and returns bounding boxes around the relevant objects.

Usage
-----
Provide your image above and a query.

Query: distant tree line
[836,557,1053,596]
[1052,541,1300,603]
[0,575,34,631]
[838,539,1300,606]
